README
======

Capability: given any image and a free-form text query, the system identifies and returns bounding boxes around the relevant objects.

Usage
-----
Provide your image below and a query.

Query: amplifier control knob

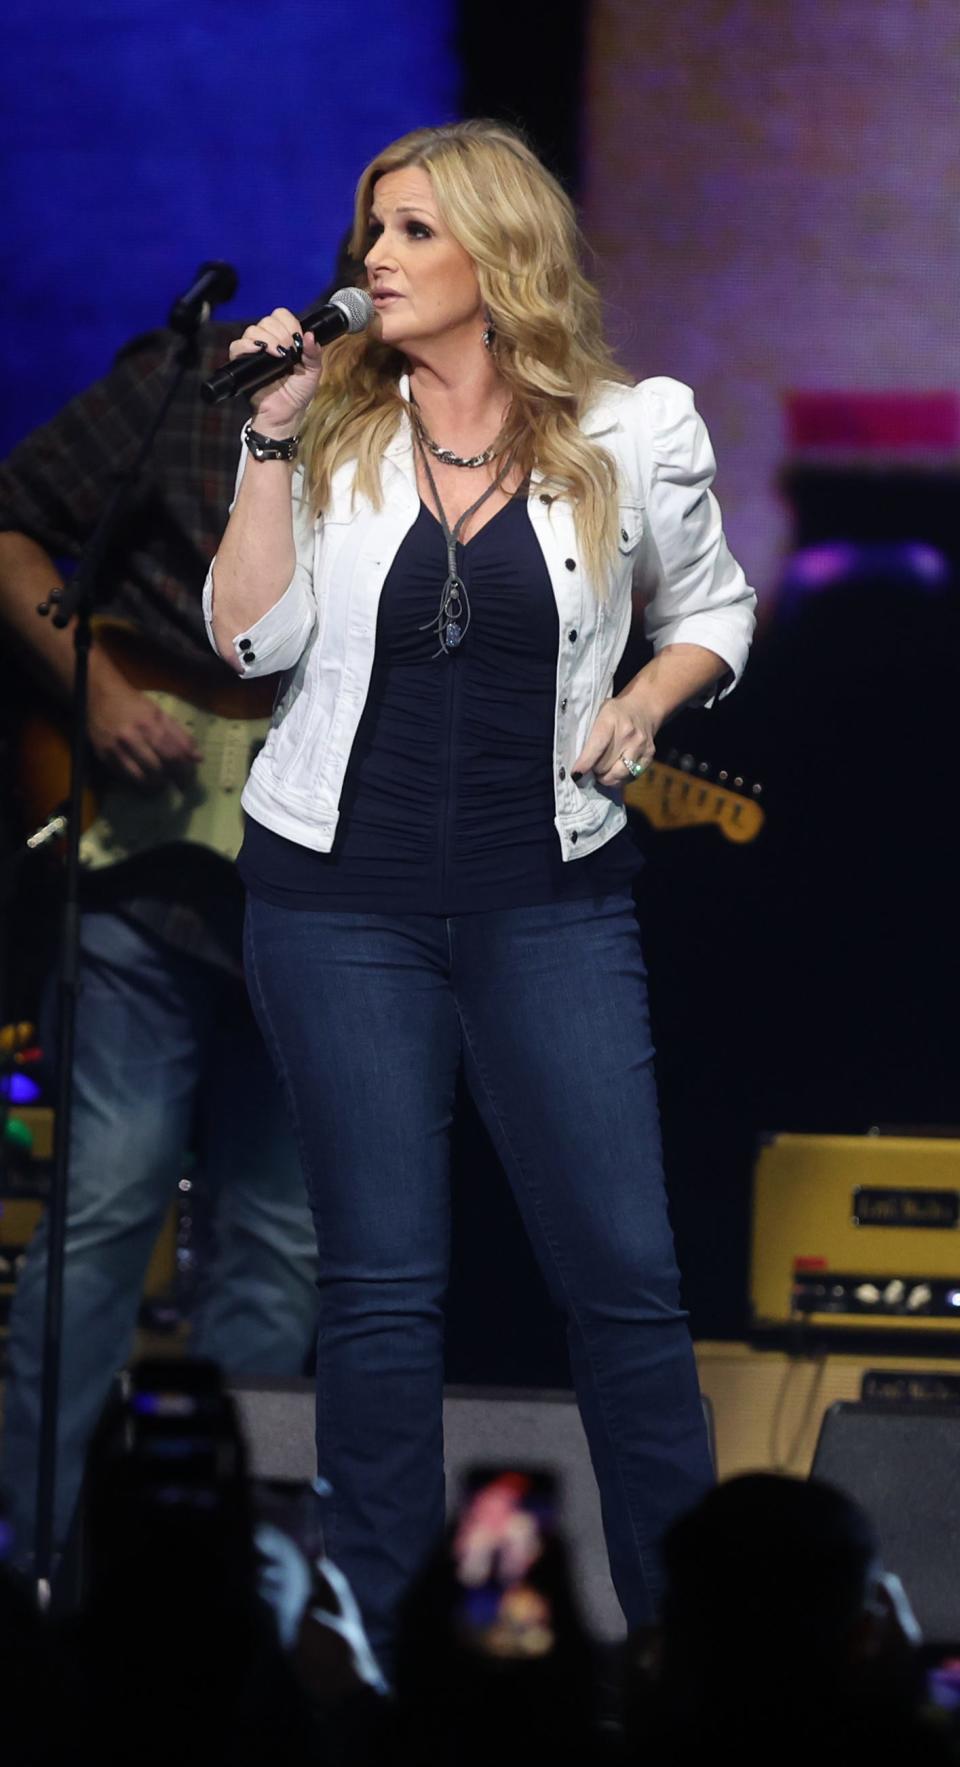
[906,1284,932,1311]
[883,1280,906,1306]
[854,1283,880,1304]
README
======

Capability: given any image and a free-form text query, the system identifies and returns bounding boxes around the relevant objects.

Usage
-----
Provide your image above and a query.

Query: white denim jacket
[203,375,756,860]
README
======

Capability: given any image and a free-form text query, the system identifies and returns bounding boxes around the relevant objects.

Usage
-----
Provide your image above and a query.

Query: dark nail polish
[254,339,268,351]
[275,343,290,357]
[572,770,582,783]
[292,332,303,349]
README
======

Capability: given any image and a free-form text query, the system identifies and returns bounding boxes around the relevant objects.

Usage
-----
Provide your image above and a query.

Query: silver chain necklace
[414,430,513,656]
[411,401,504,470]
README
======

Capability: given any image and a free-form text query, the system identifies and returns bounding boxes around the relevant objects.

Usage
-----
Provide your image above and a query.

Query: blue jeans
[244,890,714,1660]
[2,910,318,1560]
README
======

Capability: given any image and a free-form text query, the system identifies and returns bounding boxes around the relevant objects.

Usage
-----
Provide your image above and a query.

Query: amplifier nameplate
[852,1188,959,1229]
[861,1370,960,1403]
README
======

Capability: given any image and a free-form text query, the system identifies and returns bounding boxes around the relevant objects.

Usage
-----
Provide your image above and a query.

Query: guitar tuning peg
[733,776,744,790]
[718,770,729,783]
[666,747,679,765]
[679,753,695,772]
[752,782,763,796]
[697,761,710,775]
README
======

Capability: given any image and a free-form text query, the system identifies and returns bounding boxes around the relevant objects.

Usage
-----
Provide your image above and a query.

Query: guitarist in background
[0,314,325,1567]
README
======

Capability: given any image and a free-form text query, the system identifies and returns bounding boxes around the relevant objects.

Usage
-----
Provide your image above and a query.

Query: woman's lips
[372,291,403,304]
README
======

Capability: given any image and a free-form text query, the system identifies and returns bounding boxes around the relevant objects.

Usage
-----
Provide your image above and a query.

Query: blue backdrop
[3,0,459,453]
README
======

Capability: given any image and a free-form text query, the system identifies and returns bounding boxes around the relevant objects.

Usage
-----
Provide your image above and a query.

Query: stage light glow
[0,1073,41,1105]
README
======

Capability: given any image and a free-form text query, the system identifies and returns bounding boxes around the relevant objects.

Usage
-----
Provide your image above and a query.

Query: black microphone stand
[31,316,207,1600]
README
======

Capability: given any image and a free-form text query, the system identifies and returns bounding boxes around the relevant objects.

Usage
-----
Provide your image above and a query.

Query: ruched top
[239,496,641,913]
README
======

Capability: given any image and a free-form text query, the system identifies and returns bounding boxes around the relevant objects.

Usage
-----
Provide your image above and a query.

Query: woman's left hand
[572,689,658,788]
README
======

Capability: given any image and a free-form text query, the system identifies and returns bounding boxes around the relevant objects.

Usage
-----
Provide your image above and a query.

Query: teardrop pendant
[419,568,472,656]
[439,570,469,652]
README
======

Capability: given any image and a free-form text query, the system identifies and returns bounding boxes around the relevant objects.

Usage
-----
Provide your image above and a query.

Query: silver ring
[620,752,648,779]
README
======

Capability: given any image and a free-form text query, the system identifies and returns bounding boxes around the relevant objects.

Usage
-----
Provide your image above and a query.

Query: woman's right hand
[229,306,323,435]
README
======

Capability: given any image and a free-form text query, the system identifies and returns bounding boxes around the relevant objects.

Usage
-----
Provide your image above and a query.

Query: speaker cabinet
[812,1400,960,1643]
[229,1376,316,1481]
[692,1340,960,1479]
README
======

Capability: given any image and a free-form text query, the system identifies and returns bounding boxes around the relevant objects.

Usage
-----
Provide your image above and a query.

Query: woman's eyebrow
[369,206,438,222]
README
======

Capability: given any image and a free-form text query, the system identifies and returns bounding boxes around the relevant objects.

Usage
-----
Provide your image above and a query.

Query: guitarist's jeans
[243,890,715,1673]
[2,910,319,1561]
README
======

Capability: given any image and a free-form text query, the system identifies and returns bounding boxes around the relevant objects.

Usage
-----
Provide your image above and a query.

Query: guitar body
[16,622,275,871]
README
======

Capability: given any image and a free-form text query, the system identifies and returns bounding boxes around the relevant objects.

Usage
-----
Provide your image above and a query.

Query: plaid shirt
[0,323,255,971]
[0,323,251,667]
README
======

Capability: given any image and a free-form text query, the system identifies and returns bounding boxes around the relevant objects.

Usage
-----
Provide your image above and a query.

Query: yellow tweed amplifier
[751,1133,960,1333]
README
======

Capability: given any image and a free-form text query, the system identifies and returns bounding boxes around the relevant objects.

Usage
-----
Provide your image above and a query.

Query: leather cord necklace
[414,429,514,656]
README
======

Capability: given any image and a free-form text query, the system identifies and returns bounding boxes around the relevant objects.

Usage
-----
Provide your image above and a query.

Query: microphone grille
[329,286,375,334]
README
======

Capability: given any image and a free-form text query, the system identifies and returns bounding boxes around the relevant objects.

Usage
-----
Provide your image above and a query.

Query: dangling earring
[482,313,495,351]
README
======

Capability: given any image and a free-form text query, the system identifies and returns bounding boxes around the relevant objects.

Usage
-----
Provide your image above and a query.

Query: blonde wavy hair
[300,119,632,585]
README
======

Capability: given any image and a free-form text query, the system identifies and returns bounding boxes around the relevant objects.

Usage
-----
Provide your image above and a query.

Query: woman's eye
[365,219,432,246]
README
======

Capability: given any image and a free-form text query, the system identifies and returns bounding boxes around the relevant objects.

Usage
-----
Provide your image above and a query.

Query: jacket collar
[382,374,415,473]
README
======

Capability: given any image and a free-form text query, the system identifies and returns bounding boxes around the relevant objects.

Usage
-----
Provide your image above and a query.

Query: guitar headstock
[624,750,765,843]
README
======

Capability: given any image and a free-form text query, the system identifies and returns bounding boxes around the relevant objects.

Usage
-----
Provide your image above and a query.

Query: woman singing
[205,119,755,1664]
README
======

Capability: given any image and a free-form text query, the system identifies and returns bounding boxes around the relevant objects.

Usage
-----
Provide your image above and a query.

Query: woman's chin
[376,317,414,352]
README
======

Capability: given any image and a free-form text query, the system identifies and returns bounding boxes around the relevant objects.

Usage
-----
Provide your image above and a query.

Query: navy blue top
[239,497,641,913]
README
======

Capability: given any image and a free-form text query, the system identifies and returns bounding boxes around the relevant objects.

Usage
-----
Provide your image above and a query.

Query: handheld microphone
[169,261,239,334]
[201,287,375,405]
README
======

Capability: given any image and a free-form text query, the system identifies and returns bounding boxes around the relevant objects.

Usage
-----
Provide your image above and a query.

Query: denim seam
[242,910,337,1562]
[454,997,656,1613]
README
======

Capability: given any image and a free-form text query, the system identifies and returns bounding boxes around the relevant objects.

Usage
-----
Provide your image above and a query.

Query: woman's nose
[366,239,394,276]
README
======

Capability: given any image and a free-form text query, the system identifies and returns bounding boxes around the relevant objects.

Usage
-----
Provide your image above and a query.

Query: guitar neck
[624,759,764,844]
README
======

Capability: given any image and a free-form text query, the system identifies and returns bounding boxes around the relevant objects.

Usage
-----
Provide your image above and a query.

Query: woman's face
[364,164,484,356]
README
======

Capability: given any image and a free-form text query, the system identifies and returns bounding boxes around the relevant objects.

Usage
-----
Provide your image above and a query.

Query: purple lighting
[0,1074,41,1105]
[782,542,949,602]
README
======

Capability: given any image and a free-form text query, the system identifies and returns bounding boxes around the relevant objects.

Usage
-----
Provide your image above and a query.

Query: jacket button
[559,767,566,781]
[560,697,568,712]
[539,493,552,505]
[565,558,576,571]
[238,638,252,651]
[621,528,629,542]
[570,831,579,845]
[243,650,256,663]
[568,630,577,643]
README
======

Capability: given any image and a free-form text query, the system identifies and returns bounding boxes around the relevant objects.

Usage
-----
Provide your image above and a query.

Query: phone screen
[452,1466,559,1659]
